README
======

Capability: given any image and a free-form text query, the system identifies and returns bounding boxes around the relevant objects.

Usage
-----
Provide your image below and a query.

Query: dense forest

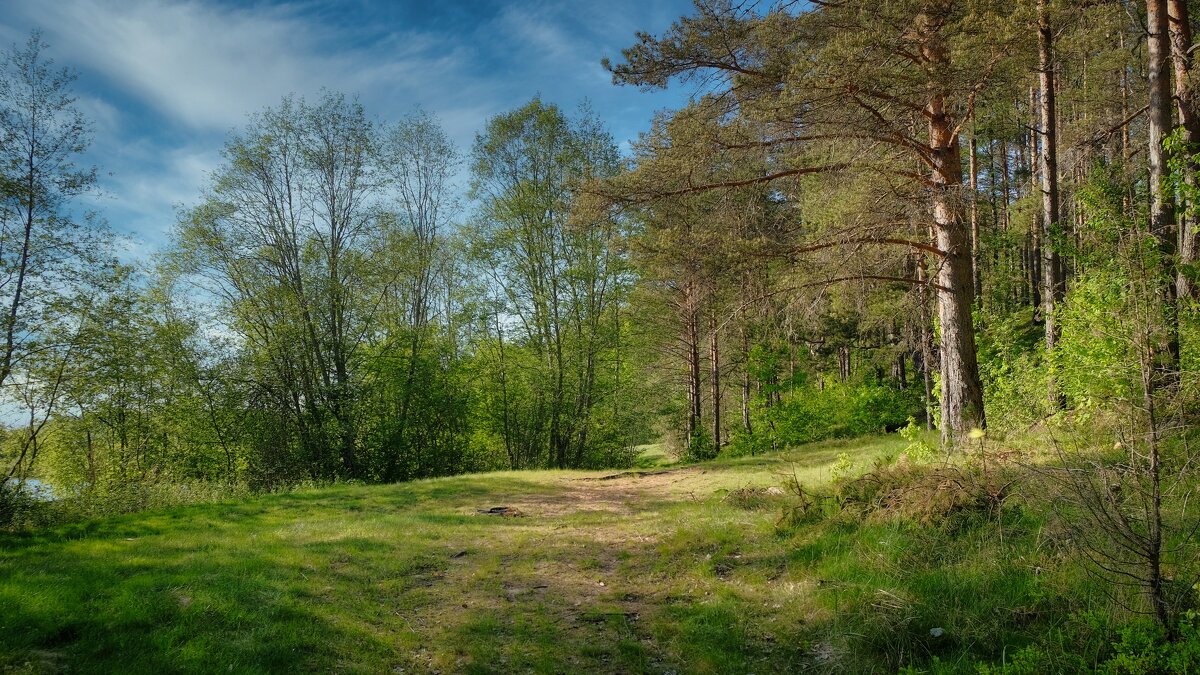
[6,0,1200,662]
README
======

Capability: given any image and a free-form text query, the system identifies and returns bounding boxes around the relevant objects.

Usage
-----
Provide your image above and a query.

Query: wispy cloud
[81,140,222,251]
[0,0,694,251]
[8,0,353,130]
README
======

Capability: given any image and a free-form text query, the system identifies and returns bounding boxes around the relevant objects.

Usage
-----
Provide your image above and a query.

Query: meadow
[2,434,1151,674]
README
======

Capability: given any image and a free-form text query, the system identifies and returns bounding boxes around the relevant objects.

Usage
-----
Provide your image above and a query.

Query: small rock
[929,627,945,638]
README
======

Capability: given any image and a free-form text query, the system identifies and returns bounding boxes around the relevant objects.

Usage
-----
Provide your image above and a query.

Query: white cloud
[0,0,696,256]
[117,144,220,212]
[9,0,357,130]
[80,139,222,248]
[494,4,577,64]
[76,93,122,137]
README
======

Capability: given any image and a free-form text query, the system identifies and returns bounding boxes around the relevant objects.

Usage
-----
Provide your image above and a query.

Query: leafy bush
[830,452,857,480]
[975,611,1200,674]
[738,379,921,454]
[899,416,938,461]
[1,478,254,531]
[975,308,1050,432]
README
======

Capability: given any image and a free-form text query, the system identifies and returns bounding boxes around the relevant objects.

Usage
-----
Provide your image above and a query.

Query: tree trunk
[1149,0,1177,248]
[837,345,850,382]
[495,313,516,470]
[1029,85,1043,319]
[709,312,720,450]
[741,325,752,435]
[1038,9,1062,345]
[914,254,935,431]
[686,304,702,447]
[1170,0,1200,299]
[1121,31,1132,167]
[969,133,982,305]
[1038,0,1065,408]
[1001,138,1012,235]
[1149,0,1182,381]
[921,15,986,441]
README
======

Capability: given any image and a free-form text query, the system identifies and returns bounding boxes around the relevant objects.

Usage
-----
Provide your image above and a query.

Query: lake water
[3,477,55,501]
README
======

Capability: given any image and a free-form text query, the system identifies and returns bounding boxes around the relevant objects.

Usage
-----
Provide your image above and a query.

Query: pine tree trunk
[1038,5,1062,348]
[916,255,936,432]
[1170,0,1200,299]
[686,302,702,447]
[1148,0,1182,380]
[1121,31,1132,166]
[741,325,752,435]
[920,13,986,441]
[1001,138,1011,234]
[970,133,982,305]
[709,312,720,450]
[1149,0,1176,248]
[1038,0,1065,410]
[1029,86,1043,319]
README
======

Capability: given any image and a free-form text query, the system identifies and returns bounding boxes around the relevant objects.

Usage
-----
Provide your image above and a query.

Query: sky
[0,0,696,259]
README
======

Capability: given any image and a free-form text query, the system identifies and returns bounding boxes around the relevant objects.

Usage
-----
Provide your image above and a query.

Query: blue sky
[0,0,695,258]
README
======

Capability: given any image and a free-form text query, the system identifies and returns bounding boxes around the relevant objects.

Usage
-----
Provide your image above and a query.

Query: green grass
[632,443,672,469]
[0,434,1120,673]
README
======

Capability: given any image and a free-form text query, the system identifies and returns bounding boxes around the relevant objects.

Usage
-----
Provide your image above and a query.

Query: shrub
[975,612,1200,674]
[685,427,718,462]
[739,379,922,454]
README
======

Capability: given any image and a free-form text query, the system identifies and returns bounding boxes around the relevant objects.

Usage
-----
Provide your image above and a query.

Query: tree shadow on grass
[725,436,904,471]
[0,537,406,673]
[0,476,559,548]
[0,475,567,673]
[665,518,1050,673]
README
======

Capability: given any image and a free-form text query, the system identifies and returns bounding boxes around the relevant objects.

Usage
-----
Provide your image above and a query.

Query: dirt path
[472,466,710,518]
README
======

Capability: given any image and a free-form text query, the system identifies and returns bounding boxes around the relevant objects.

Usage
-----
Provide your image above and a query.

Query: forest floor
[0,434,1102,674]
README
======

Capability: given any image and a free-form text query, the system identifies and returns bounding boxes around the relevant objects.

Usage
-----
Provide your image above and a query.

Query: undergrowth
[774,438,1200,673]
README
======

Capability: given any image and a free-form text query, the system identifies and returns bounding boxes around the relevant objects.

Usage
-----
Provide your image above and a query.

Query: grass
[0,434,1129,673]
[630,443,671,469]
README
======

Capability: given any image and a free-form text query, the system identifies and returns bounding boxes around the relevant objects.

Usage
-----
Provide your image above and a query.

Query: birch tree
[469,99,631,468]
[0,32,109,510]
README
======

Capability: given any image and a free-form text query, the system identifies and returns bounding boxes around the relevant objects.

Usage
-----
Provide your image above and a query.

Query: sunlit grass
[0,433,1114,673]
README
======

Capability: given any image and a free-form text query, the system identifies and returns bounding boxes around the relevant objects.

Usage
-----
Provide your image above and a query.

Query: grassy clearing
[0,435,1130,673]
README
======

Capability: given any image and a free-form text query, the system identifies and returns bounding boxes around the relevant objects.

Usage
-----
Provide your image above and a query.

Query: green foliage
[899,417,938,462]
[359,331,478,482]
[975,612,1200,674]
[1055,267,1142,406]
[830,451,856,480]
[741,379,921,452]
[1165,128,1200,228]
[465,98,646,471]
[1098,614,1200,674]
[975,308,1050,431]
[685,427,718,462]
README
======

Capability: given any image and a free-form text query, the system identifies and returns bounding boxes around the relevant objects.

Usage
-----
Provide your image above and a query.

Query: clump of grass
[721,485,786,510]
[835,463,1016,528]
